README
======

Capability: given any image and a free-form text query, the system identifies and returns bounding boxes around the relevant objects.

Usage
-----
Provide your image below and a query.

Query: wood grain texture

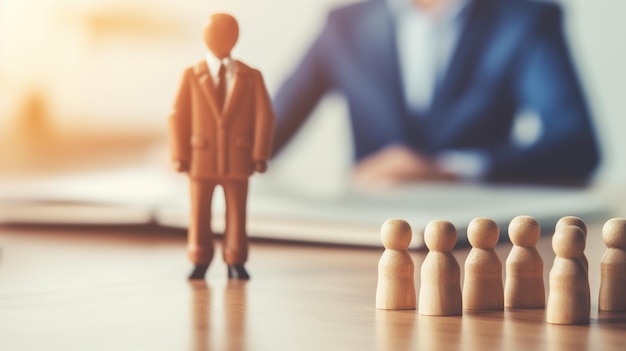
[463,218,504,311]
[1,223,626,351]
[419,220,462,316]
[547,226,590,324]
[376,219,416,310]
[599,218,626,311]
[505,216,545,308]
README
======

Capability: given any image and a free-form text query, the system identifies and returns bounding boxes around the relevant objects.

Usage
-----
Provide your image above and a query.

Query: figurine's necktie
[216,62,227,112]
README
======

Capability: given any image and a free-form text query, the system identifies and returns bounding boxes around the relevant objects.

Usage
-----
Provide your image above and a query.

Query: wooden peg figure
[555,216,589,272]
[419,220,462,316]
[546,225,590,324]
[463,218,504,311]
[555,216,590,307]
[376,219,416,310]
[505,216,545,308]
[169,13,275,280]
[599,218,626,311]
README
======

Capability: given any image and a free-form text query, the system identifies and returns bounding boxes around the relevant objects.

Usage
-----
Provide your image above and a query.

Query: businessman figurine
[169,14,275,280]
[273,0,600,185]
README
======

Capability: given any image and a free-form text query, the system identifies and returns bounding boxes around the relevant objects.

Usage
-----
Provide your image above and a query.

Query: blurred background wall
[0,0,623,186]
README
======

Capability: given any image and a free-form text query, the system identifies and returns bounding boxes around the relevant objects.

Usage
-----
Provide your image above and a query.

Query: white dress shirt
[205,53,237,99]
[389,0,469,113]
[388,0,486,179]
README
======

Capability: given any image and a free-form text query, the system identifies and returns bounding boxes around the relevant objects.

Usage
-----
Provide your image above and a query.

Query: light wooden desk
[0,223,624,351]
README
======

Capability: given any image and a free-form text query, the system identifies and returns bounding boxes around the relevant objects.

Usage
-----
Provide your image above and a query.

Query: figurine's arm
[169,68,193,172]
[252,70,276,173]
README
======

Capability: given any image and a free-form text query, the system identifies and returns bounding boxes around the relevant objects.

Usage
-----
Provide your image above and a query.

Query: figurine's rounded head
[552,225,585,259]
[424,220,457,252]
[555,216,587,238]
[602,218,626,250]
[508,215,540,247]
[380,219,412,250]
[204,13,239,59]
[467,217,499,249]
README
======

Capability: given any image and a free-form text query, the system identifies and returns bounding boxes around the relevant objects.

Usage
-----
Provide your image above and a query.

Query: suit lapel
[430,0,497,116]
[356,2,413,141]
[221,62,248,122]
[193,60,221,119]
[362,4,404,106]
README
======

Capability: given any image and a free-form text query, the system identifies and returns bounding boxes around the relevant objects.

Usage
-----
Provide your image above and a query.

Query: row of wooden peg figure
[375,216,626,325]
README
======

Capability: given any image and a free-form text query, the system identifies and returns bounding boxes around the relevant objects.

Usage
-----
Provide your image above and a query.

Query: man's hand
[255,161,268,173]
[353,145,456,187]
[173,160,190,173]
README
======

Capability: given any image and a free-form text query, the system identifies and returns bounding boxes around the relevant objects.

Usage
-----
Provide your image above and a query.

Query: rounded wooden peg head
[602,218,626,250]
[467,217,499,249]
[424,220,457,252]
[204,13,239,59]
[555,216,587,237]
[508,215,540,247]
[552,225,585,259]
[380,219,412,250]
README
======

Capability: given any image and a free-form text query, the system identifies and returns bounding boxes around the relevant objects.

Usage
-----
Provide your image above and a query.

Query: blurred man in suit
[273,0,600,185]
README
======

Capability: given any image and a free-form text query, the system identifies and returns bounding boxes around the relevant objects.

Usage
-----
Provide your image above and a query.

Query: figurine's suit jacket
[169,60,274,179]
[169,59,274,265]
[273,0,600,183]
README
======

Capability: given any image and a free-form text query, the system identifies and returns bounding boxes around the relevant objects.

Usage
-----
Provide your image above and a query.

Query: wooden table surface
[0,223,625,351]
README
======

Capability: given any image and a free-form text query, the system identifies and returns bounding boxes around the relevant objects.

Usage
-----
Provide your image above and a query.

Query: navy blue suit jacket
[273,0,600,182]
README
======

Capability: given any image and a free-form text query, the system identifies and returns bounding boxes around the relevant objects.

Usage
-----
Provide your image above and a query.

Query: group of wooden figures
[376,216,626,325]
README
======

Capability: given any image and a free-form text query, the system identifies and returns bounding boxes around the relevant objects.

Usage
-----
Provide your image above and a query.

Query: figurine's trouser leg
[222,178,249,265]
[188,179,217,265]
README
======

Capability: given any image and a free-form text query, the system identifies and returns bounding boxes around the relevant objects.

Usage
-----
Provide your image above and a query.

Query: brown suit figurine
[169,14,275,280]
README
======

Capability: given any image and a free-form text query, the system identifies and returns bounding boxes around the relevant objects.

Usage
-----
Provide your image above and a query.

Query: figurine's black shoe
[227,264,250,280]
[188,264,209,280]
